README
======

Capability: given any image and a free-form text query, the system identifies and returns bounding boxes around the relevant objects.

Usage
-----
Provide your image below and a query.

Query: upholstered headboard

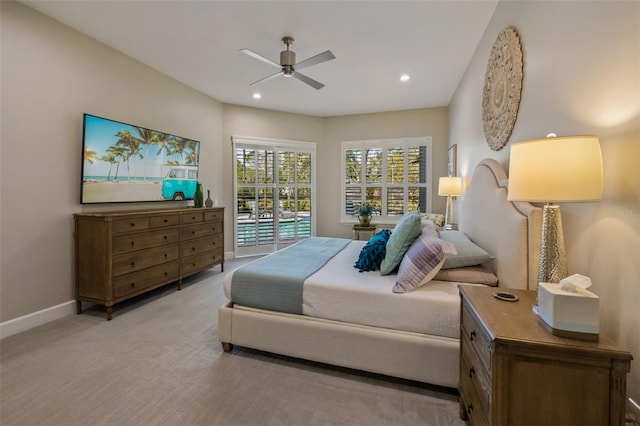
[460,159,542,290]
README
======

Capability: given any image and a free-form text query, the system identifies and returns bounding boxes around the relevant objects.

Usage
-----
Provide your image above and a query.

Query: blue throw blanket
[230,237,351,314]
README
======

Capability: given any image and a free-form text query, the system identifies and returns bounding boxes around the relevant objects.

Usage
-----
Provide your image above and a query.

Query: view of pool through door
[233,137,316,257]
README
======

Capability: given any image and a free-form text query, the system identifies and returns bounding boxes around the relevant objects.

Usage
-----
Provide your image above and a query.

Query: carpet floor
[0,257,467,426]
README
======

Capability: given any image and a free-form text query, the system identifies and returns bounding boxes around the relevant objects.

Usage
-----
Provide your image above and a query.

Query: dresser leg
[177,279,183,291]
[76,300,82,314]
[106,306,113,321]
[221,262,224,273]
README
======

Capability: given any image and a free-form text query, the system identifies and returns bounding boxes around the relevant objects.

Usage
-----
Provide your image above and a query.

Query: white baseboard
[0,300,76,340]
[1,257,236,341]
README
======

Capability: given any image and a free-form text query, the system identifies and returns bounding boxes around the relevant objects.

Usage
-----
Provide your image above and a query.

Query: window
[233,137,316,257]
[342,137,432,222]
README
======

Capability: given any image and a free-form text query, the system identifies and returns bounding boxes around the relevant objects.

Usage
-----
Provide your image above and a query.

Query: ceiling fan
[240,36,335,90]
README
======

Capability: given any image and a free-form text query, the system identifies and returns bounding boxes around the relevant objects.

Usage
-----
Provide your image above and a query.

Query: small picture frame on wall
[448,144,457,176]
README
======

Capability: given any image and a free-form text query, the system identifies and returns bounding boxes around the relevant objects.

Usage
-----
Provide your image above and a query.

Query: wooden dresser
[74,207,224,320]
[459,285,632,426]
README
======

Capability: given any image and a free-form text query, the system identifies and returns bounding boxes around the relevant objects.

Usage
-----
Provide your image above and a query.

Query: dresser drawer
[181,234,222,257]
[182,211,204,224]
[181,249,223,274]
[150,213,180,228]
[462,304,492,373]
[112,244,179,276]
[204,210,223,222]
[112,228,180,255]
[182,222,222,241]
[461,336,492,416]
[113,262,180,298]
[112,216,149,234]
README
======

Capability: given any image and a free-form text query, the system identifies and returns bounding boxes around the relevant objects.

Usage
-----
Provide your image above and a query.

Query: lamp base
[444,195,454,229]
[538,204,567,284]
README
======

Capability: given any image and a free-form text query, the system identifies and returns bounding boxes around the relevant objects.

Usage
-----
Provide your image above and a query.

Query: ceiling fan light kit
[241,36,335,90]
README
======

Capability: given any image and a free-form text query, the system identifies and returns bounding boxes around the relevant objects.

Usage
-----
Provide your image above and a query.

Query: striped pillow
[393,234,456,293]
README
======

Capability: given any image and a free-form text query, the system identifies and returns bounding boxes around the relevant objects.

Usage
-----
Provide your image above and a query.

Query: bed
[218,159,542,389]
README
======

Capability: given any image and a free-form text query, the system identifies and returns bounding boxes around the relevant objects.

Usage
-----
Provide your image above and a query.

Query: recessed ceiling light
[253,93,262,99]
[400,74,410,82]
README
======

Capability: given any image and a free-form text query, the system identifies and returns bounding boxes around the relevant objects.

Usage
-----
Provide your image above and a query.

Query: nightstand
[352,224,377,240]
[459,285,632,426]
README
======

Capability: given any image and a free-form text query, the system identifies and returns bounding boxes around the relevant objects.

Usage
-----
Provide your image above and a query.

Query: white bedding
[224,240,462,339]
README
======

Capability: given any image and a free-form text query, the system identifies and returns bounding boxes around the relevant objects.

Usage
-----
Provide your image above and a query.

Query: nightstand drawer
[462,303,491,373]
[460,385,490,426]
[462,337,491,416]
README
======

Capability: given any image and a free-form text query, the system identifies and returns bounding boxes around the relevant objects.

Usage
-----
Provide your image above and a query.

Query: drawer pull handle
[192,216,196,220]
[164,272,168,276]
[164,219,168,223]
[466,404,473,414]
[192,231,196,235]
[130,223,135,227]
[192,262,196,267]
[164,235,168,240]
[130,241,135,247]
[130,282,135,288]
[164,253,168,258]
[131,262,135,267]
[469,367,475,378]
[470,330,476,341]
[192,247,196,251]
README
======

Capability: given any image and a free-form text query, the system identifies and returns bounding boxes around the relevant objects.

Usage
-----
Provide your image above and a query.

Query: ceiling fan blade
[240,48,281,68]
[292,72,325,90]
[250,70,284,86]
[295,50,335,70]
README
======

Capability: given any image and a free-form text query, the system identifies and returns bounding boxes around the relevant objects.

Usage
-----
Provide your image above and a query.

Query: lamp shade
[438,176,463,196]
[507,135,603,203]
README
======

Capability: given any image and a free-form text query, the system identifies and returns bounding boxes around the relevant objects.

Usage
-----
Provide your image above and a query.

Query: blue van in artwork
[161,166,198,200]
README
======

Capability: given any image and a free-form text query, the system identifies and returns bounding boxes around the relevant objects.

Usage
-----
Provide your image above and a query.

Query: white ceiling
[21,0,498,117]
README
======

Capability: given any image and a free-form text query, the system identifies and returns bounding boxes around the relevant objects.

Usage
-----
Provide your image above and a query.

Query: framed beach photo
[81,114,200,204]
[448,144,457,176]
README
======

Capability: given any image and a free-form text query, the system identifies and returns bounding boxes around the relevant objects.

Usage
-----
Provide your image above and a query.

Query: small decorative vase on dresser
[73,207,224,320]
[459,285,632,426]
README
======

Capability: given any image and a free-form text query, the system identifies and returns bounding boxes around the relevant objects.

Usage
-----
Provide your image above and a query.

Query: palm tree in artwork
[84,146,99,165]
[101,151,117,181]
[106,145,126,181]
[131,126,158,181]
[154,132,172,176]
[115,130,142,181]
[169,137,199,165]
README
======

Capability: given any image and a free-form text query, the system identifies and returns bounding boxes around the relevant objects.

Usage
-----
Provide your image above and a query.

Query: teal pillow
[439,230,493,269]
[354,229,391,272]
[380,211,422,275]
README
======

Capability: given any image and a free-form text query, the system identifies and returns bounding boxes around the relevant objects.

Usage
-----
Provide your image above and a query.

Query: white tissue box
[537,282,599,341]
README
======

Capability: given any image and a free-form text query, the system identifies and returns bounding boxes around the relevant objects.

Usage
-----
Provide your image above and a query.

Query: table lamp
[438,176,463,230]
[507,135,603,283]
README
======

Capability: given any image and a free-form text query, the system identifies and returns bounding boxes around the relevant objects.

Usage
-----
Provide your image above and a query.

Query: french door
[233,136,316,257]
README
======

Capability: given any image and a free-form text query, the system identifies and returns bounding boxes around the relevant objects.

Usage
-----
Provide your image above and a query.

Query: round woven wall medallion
[482,26,523,151]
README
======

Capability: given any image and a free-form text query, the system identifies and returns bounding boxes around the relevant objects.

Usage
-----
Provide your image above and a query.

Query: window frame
[341,136,432,224]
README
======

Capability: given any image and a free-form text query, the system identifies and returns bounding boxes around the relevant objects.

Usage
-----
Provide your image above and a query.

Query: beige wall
[6,0,636,400]
[221,105,449,245]
[221,104,324,251]
[1,2,449,326]
[0,2,224,322]
[322,108,450,238]
[449,1,640,398]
